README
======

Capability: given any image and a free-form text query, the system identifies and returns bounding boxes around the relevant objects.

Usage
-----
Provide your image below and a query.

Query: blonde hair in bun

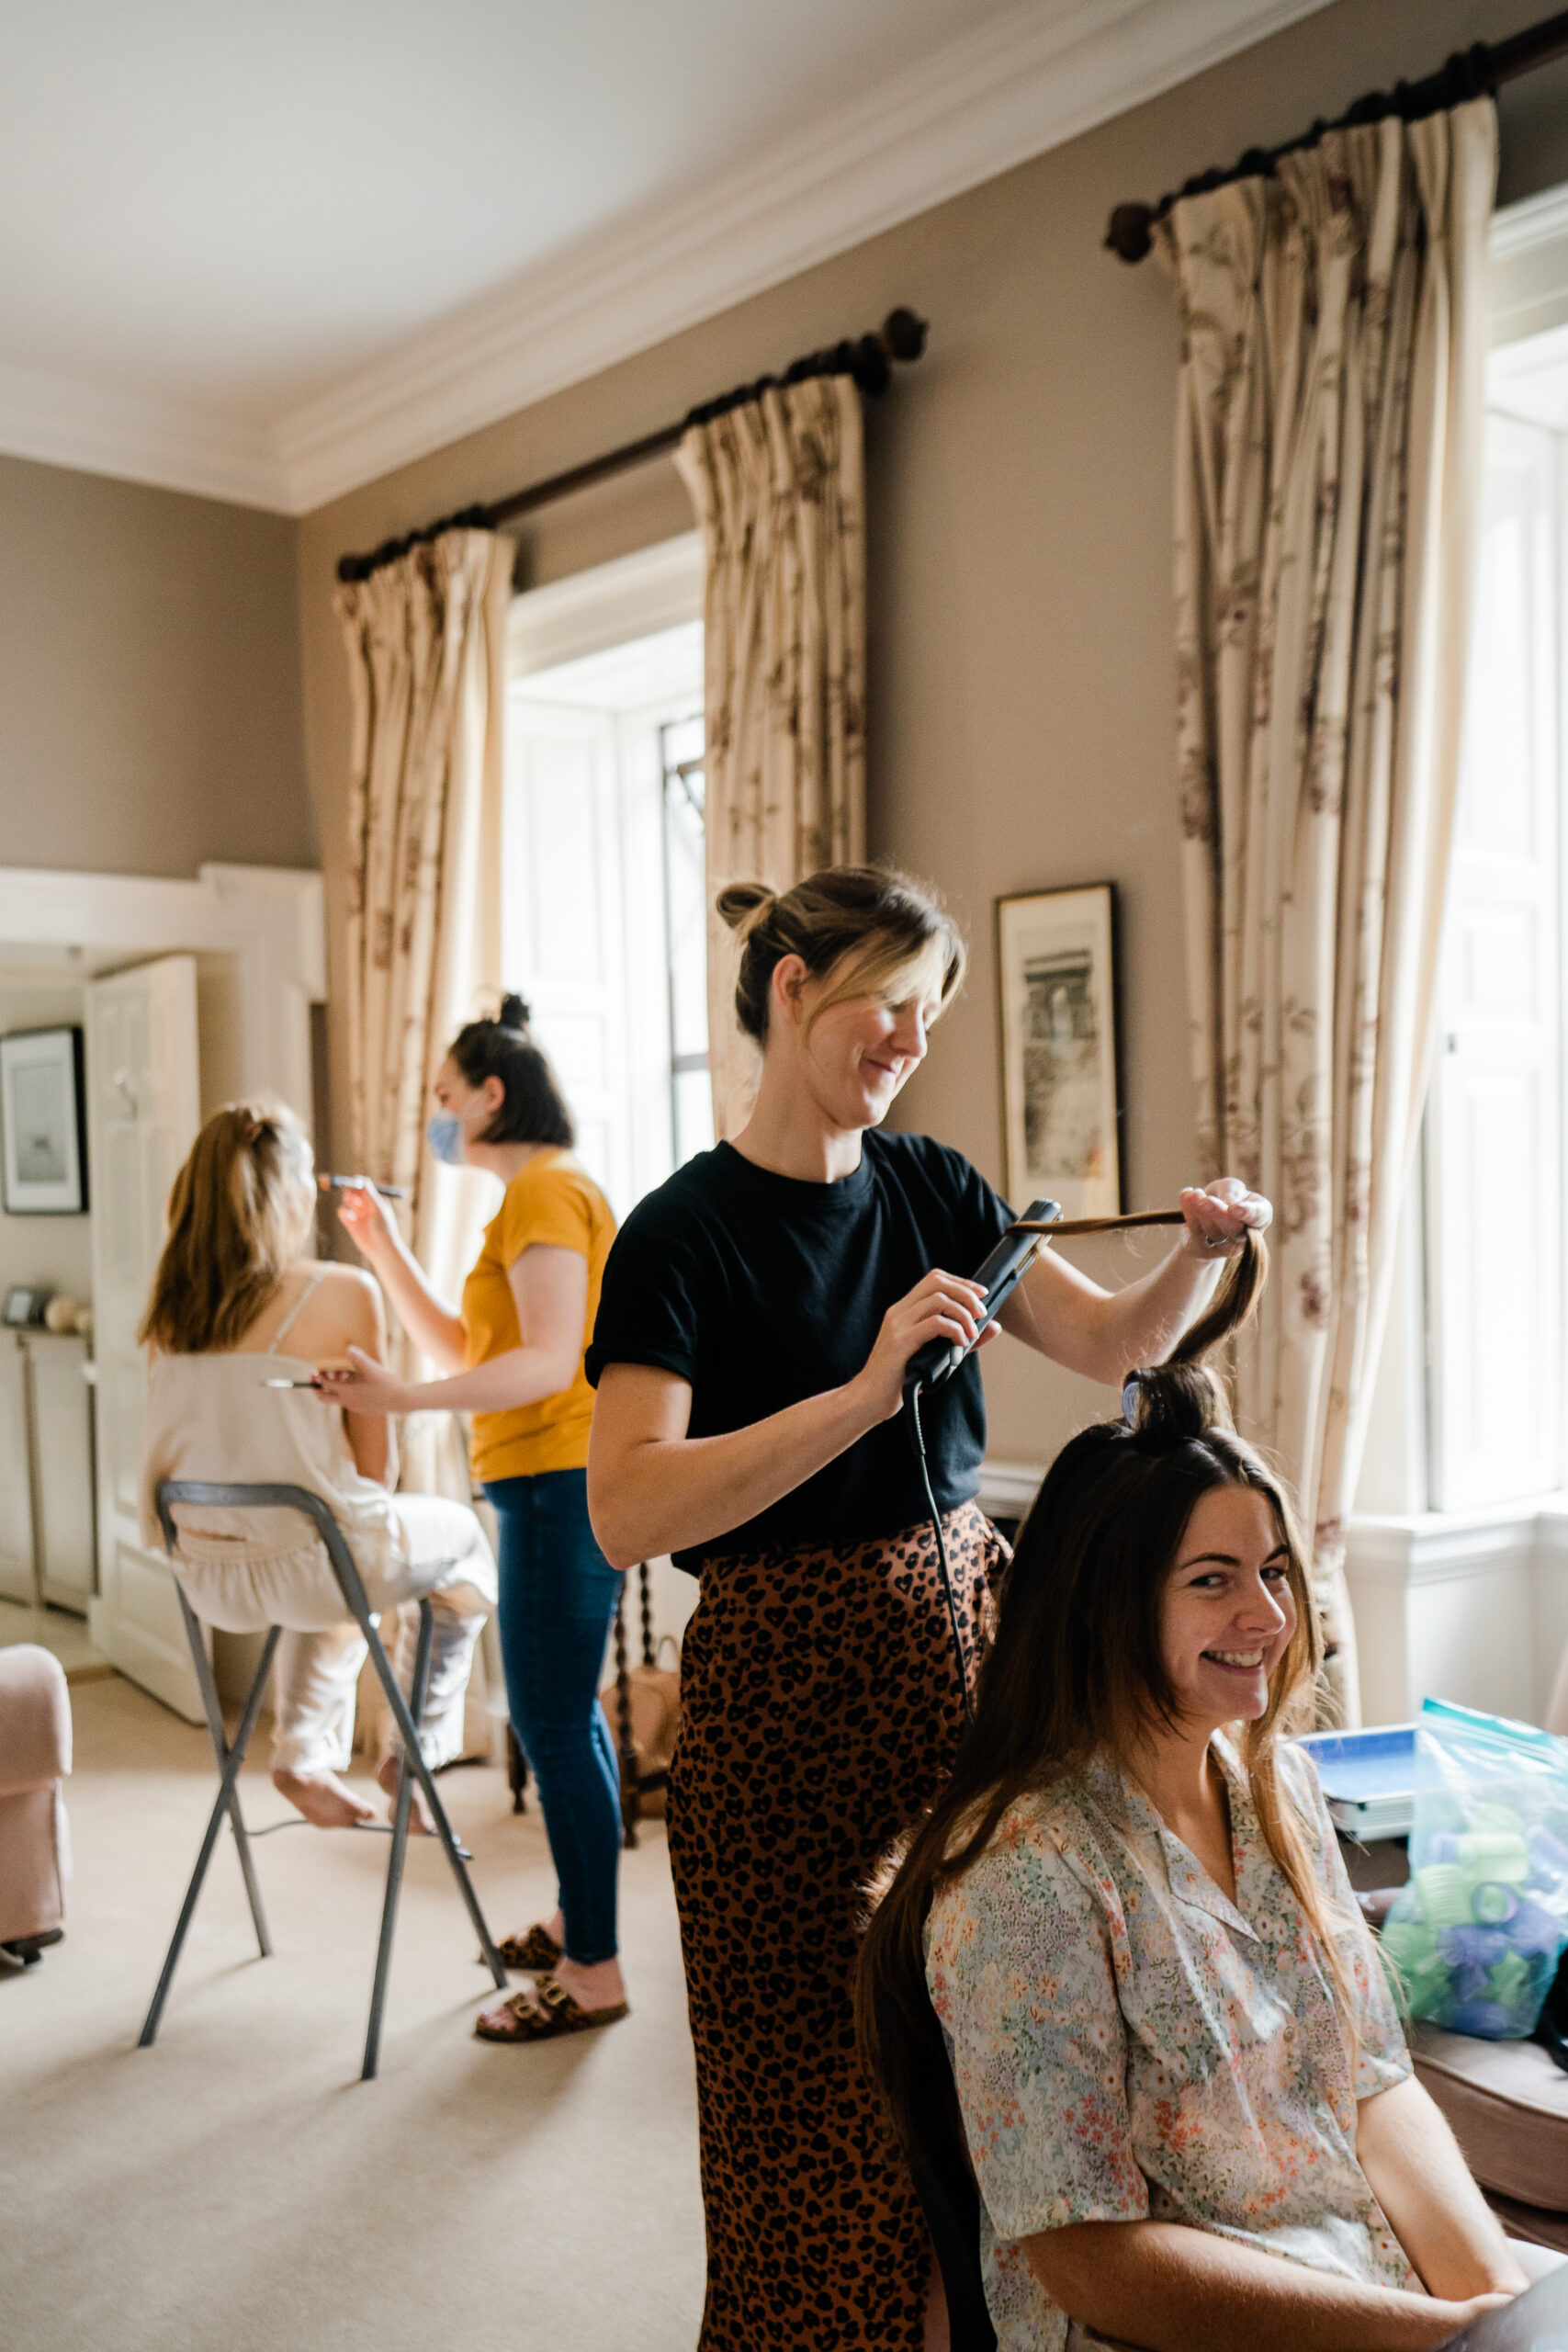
[717,865,965,1043]
[716,882,778,942]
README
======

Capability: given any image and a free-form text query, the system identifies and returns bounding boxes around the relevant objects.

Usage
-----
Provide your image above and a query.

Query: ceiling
[0,0,1331,515]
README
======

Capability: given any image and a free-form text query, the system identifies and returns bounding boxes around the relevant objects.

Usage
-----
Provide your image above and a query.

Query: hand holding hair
[1009,1181,1270,1255]
[1179,1177,1270,1256]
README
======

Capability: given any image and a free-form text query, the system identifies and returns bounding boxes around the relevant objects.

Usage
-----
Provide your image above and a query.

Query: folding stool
[141,1479,507,2078]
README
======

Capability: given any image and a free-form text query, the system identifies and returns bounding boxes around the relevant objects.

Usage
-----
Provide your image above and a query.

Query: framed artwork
[0,1027,88,1215]
[996,884,1123,1219]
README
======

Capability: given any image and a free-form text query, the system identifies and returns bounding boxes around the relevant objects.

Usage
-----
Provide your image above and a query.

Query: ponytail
[139,1101,313,1354]
[1119,1227,1267,1439]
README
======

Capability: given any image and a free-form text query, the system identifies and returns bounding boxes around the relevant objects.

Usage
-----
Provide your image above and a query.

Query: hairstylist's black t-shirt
[585,1131,1012,1571]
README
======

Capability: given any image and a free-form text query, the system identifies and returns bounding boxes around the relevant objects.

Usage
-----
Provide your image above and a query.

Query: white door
[0,1335,36,1605]
[85,956,203,1718]
[503,698,632,1212]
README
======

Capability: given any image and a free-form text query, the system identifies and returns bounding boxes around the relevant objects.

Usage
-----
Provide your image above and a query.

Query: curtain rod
[1105,6,1568,263]
[336,305,929,583]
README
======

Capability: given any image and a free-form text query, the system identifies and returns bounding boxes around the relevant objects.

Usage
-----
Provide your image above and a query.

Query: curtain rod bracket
[1106,9,1568,262]
[337,306,928,584]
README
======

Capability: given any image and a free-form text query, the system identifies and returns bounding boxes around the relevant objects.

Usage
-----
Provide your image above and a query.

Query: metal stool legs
[328,1548,508,2004]
[143,1480,507,2077]
[139,1593,280,2049]
[363,1598,434,2080]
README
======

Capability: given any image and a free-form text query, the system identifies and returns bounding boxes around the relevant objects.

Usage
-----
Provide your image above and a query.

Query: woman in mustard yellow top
[325,998,626,2044]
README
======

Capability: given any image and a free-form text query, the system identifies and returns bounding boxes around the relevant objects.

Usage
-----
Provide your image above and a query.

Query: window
[1428,378,1568,1506]
[660,713,712,1170]
[502,537,711,1218]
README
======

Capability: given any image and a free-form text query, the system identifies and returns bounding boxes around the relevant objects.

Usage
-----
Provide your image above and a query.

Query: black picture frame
[995,882,1125,1218]
[0,1026,89,1216]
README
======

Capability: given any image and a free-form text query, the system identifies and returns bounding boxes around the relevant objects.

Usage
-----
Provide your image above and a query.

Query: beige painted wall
[297,0,1568,1471]
[0,455,314,877]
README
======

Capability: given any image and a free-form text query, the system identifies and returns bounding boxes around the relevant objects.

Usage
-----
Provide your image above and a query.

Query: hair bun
[1122,1361,1233,1442]
[716,881,776,938]
[498,992,531,1031]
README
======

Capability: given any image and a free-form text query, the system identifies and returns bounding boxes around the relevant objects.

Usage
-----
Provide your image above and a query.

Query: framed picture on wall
[0,1027,88,1215]
[996,884,1123,1219]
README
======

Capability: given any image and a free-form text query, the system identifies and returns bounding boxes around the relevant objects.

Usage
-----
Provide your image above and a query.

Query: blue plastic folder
[1296,1723,1419,1839]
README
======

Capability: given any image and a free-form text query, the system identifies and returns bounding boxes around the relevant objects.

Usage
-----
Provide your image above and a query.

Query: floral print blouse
[925,1737,1416,2352]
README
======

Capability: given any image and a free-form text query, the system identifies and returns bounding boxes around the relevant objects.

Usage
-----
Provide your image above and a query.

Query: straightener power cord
[904,1202,1189,1722]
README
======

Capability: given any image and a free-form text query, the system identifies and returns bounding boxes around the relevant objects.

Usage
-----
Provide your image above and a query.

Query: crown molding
[0,0,1333,515]
[0,359,289,513]
[1492,185,1568,353]
[1492,183,1568,263]
[276,0,1332,514]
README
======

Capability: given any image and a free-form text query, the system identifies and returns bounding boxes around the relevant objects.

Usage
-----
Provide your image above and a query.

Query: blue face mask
[426,1110,466,1167]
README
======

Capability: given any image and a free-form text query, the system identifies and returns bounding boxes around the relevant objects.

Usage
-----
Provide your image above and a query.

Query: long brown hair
[138,1100,314,1354]
[855,1233,1365,2185]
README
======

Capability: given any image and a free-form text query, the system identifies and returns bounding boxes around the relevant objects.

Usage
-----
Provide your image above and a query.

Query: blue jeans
[483,1469,623,1965]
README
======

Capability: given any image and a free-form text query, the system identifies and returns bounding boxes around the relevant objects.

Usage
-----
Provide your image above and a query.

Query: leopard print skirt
[667,1503,1006,2352]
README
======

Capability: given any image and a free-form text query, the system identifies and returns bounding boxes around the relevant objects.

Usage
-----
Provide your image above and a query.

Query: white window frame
[503,534,706,1218]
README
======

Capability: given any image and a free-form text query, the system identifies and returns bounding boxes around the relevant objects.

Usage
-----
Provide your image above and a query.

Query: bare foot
[377,1751,435,1835]
[551,1953,627,2013]
[273,1767,376,1829]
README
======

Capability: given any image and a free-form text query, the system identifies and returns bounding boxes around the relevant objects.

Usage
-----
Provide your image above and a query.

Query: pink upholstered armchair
[0,1645,72,1966]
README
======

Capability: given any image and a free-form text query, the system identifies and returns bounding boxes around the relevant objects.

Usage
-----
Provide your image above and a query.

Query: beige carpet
[0,1674,705,2351]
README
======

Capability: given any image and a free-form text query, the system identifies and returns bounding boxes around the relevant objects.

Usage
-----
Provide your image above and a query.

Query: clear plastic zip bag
[1379,1698,1568,2041]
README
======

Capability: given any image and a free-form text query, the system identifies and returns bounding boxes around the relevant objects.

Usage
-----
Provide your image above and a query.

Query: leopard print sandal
[474,1977,629,2043]
[498,1923,562,1973]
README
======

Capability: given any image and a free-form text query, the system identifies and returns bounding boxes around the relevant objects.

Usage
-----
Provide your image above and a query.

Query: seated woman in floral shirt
[859,1236,1532,2352]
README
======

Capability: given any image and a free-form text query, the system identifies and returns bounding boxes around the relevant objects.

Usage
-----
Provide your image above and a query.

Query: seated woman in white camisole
[139,1100,496,1830]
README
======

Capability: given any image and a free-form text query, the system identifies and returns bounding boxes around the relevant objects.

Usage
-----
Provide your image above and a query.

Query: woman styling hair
[584,864,1272,2352]
[139,1101,495,1830]
[857,1241,1535,2352]
[321,998,627,2041]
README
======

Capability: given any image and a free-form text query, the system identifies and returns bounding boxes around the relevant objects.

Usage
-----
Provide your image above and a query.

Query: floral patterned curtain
[1157,101,1496,1720]
[676,376,866,1136]
[334,526,513,1474]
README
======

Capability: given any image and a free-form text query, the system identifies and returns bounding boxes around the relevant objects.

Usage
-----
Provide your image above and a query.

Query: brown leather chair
[0,1644,71,1964]
[1409,2025,1568,2254]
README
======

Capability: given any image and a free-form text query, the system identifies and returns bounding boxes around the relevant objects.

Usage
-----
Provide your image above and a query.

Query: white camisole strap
[269,1266,329,1353]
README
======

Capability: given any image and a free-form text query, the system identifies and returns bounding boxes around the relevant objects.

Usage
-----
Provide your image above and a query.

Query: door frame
[0,862,324,1111]
[0,862,323,1702]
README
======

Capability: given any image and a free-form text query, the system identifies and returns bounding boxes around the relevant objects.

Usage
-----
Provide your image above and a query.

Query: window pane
[665,765,707,1062]
[673,1065,715,1168]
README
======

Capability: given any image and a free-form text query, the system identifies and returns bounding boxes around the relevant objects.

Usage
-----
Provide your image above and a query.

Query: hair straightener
[903,1200,1060,1724]
[905,1201,1190,1722]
